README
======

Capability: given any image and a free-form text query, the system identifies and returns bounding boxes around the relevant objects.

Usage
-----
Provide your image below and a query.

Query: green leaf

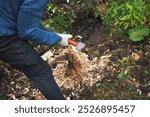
[120,15,130,21]
[128,28,150,42]
[126,2,133,10]
[118,72,125,80]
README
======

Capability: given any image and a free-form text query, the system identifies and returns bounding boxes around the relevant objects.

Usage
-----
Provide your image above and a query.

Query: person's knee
[22,57,51,77]
[17,45,52,77]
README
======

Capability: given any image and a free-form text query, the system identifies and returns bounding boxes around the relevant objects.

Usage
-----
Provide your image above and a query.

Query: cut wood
[51,45,91,88]
[66,46,91,79]
[41,50,54,63]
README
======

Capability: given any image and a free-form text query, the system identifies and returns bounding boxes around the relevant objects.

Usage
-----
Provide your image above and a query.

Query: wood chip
[35,93,45,100]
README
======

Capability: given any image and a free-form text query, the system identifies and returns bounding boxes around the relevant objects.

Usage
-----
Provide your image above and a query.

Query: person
[0,0,73,100]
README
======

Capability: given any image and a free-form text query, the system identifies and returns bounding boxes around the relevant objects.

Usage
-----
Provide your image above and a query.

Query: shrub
[42,3,76,33]
[42,0,97,33]
[68,0,95,18]
[101,0,149,39]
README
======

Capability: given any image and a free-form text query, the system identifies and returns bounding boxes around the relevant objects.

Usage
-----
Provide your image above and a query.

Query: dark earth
[0,17,150,100]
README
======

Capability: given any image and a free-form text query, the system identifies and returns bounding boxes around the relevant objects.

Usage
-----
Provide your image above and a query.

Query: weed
[118,67,132,81]
[116,56,133,81]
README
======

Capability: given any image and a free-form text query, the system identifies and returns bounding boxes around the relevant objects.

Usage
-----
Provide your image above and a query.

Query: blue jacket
[0,0,61,45]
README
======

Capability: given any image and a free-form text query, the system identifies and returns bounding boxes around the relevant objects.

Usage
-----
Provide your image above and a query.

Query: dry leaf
[131,52,141,61]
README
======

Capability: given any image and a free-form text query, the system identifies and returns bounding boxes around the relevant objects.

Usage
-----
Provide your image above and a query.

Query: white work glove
[57,33,73,46]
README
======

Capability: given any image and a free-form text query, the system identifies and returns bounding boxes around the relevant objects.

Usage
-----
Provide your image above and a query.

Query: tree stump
[42,45,91,88]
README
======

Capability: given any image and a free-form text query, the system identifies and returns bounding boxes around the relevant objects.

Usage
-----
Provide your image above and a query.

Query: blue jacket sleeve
[17,0,62,45]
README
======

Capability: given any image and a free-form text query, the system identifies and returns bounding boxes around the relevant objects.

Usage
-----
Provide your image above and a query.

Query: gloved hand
[57,33,73,46]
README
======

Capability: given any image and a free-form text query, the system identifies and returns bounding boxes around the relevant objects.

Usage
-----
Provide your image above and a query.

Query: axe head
[68,40,86,51]
[76,42,86,51]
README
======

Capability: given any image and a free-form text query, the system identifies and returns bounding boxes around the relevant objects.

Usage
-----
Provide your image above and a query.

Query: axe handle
[68,39,78,46]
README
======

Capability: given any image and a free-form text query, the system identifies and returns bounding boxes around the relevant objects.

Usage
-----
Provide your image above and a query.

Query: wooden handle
[68,39,78,46]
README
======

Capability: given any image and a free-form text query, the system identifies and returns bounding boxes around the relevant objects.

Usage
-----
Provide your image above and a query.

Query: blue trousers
[0,36,65,100]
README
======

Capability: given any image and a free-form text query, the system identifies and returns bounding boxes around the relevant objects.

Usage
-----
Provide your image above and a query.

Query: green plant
[116,56,133,80]
[118,67,132,80]
[128,27,149,42]
[42,3,76,33]
[102,0,149,37]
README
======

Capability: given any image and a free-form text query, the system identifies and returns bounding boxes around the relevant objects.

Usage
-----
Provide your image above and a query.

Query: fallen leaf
[131,52,141,61]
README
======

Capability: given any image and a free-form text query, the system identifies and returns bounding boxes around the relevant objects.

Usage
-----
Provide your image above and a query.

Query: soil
[0,18,150,100]
[71,17,150,99]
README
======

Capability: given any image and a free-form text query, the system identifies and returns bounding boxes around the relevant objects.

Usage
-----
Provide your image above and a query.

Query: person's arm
[17,0,61,45]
